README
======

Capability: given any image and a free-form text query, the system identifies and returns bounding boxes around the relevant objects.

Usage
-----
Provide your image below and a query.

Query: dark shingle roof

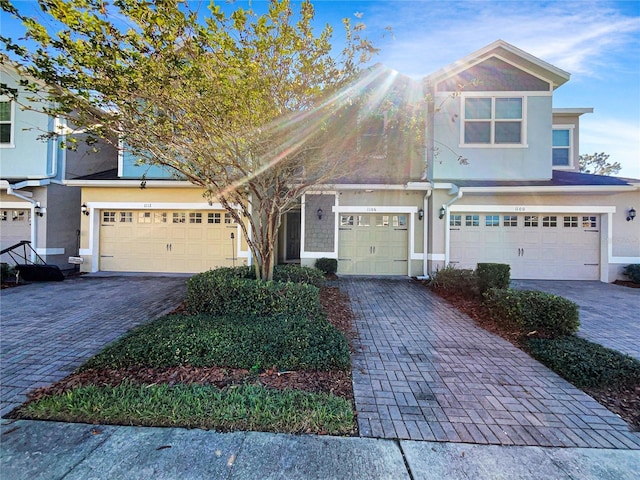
[446,170,637,188]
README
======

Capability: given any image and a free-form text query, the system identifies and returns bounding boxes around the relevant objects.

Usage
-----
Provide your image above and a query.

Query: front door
[285,211,301,260]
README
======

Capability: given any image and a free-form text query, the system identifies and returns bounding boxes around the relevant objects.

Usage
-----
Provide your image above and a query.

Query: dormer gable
[436,56,551,92]
[427,40,570,93]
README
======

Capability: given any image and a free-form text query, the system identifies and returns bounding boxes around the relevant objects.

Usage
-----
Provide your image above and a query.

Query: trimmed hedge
[187,270,322,319]
[195,265,324,287]
[428,265,479,298]
[483,288,579,338]
[273,264,324,287]
[315,258,338,275]
[526,336,640,388]
[476,263,510,293]
[623,264,640,283]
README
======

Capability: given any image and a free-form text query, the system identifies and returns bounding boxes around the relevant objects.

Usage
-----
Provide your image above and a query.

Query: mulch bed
[428,284,640,431]
[23,285,357,405]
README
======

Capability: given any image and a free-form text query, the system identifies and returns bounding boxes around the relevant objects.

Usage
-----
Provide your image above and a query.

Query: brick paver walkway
[0,275,187,417]
[343,277,640,449]
[513,280,640,360]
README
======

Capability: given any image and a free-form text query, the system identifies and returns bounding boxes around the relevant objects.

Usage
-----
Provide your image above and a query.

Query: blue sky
[3,0,639,177]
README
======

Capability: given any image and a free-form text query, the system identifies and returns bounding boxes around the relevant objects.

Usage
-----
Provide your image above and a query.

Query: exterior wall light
[627,207,636,222]
[81,203,90,216]
[438,206,446,219]
[418,208,424,220]
[34,205,44,217]
[317,208,323,220]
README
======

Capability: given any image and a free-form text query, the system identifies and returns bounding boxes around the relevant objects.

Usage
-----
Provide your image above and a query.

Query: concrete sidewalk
[1,420,639,479]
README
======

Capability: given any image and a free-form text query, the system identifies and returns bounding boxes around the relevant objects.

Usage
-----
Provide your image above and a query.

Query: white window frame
[552,125,574,169]
[460,93,528,148]
[0,96,16,148]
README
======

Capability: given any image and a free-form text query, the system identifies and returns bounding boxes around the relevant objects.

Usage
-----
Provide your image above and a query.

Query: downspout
[421,189,432,278]
[443,186,463,266]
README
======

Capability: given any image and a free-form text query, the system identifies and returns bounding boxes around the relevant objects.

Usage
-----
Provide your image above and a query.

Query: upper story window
[0,99,15,147]
[463,97,523,145]
[552,127,573,168]
[358,114,387,158]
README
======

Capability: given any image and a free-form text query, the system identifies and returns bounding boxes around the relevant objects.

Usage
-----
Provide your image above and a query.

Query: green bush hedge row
[483,288,579,338]
[526,336,640,388]
[187,271,322,319]
[82,313,350,371]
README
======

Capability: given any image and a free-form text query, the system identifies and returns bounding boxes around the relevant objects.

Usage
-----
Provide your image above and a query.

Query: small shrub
[428,265,479,298]
[315,257,338,275]
[483,288,579,338]
[187,270,322,319]
[273,264,324,287]
[1,263,16,282]
[622,264,640,283]
[526,336,640,388]
[476,263,510,293]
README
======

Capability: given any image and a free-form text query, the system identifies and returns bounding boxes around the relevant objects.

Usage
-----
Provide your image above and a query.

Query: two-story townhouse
[68,40,639,282]
[424,40,639,281]
[0,61,115,269]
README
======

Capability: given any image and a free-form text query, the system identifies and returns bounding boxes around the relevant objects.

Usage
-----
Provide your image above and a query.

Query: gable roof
[425,39,571,91]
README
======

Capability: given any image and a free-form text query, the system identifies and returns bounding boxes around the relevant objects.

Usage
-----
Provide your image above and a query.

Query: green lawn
[14,271,355,434]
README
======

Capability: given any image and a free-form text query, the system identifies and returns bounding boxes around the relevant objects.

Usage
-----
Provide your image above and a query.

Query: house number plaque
[514,207,526,212]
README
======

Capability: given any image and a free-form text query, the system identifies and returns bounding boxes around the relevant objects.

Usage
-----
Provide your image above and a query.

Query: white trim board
[449,205,616,214]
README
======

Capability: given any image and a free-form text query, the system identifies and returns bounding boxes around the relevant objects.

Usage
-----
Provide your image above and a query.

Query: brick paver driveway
[0,275,187,417]
[343,277,640,449]
[513,280,639,360]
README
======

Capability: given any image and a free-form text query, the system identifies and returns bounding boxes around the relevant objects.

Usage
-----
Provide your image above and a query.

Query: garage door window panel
[485,215,500,227]
[564,216,578,228]
[189,212,202,224]
[582,216,597,228]
[102,211,116,223]
[340,215,354,227]
[503,215,517,227]
[524,215,538,227]
[209,213,221,224]
[465,215,479,227]
[542,216,557,227]
[139,212,152,223]
[450,215,462,227]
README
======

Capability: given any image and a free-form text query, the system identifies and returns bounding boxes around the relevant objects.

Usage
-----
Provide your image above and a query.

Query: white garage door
[0,209,31,263]
[338,213,408,275]
[450,213,600,280]
[99,210,238,273]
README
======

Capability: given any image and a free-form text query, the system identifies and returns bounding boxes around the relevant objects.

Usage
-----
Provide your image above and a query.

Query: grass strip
[525,335,640,388]
[81,314,350,372]
[17,382,355,435]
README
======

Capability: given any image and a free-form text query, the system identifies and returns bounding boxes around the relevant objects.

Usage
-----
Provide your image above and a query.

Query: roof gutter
[457,185,636,194]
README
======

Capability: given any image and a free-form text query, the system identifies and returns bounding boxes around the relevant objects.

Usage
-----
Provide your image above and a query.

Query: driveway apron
[0,275,187,417]
[343,277,640,449]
